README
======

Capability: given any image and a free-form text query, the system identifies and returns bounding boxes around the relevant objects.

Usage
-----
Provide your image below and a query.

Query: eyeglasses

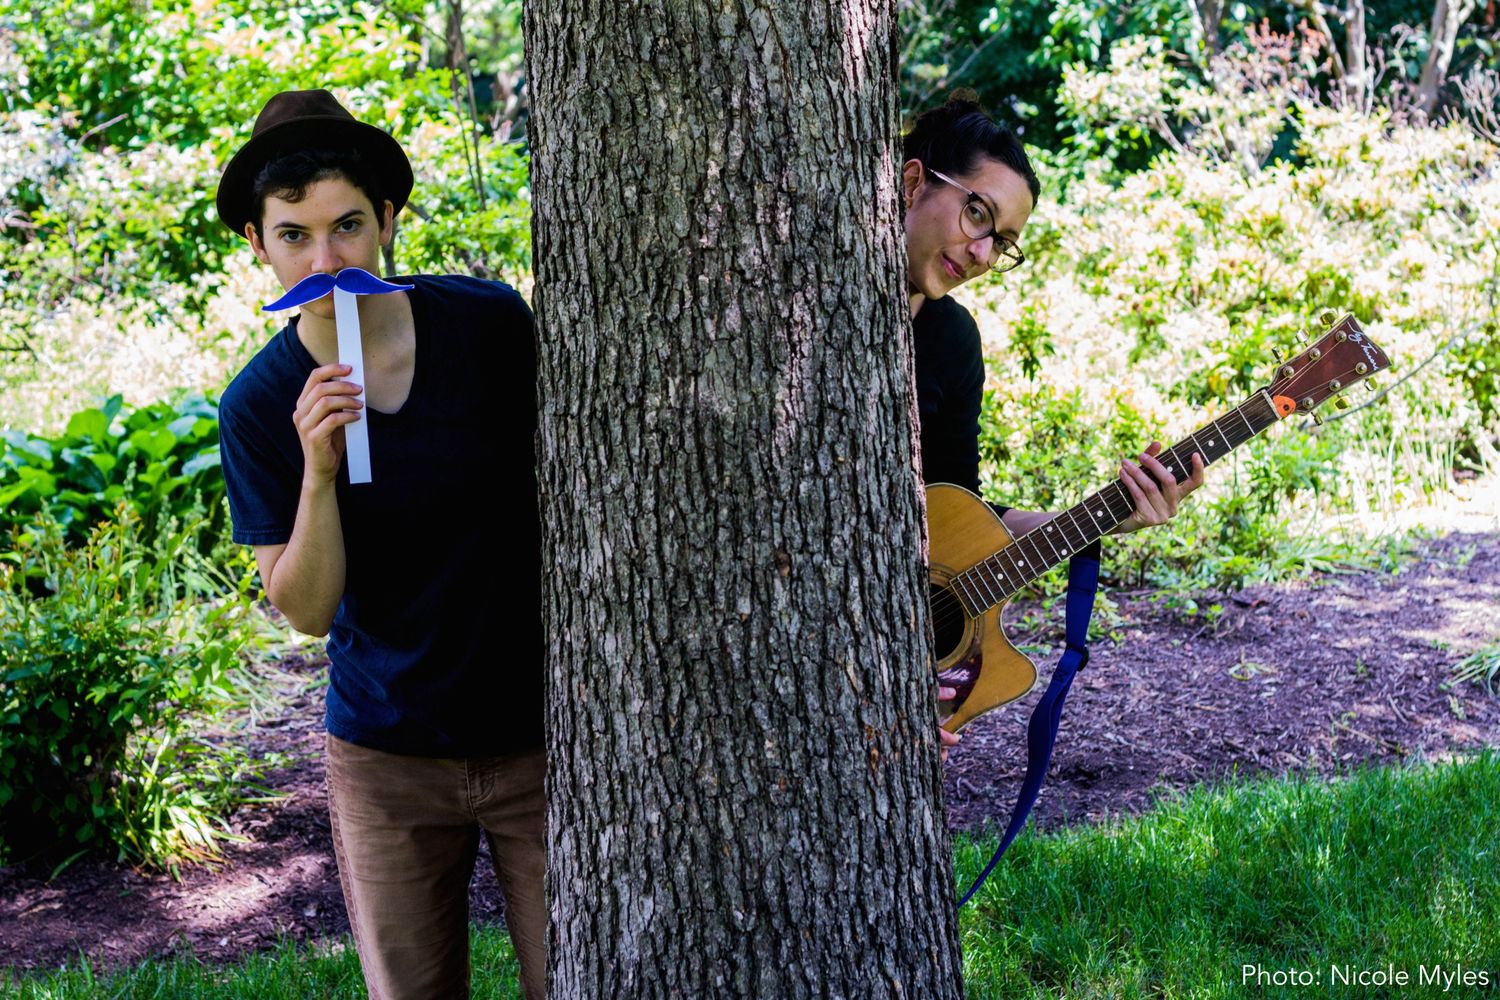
[926,168,1025,274]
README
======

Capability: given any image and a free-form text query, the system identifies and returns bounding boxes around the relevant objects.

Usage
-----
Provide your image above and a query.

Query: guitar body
[928,483,1037,733]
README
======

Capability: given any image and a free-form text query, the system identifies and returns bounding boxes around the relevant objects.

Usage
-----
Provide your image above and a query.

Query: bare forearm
[266,477,347,636]
[1001,508,1054,535]
[1004,506,1137,537]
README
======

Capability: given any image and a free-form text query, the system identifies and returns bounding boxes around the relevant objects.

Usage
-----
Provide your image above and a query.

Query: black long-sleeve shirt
[914,294,1013,514]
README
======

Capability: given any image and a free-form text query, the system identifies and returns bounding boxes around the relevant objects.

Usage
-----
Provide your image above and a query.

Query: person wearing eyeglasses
[902,96,1207,760]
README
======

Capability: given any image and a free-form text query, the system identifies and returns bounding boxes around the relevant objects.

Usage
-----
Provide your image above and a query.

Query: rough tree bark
[525,2,964,997]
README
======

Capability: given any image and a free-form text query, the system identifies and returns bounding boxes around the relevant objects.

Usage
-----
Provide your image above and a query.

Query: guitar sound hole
[929,582,966,661]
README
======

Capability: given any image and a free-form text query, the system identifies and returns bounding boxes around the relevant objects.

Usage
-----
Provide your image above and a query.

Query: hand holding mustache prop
[263,268,414,484]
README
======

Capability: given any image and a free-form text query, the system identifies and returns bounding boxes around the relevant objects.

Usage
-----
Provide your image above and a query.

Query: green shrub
[0,503,267,869]
[0,393,226,559]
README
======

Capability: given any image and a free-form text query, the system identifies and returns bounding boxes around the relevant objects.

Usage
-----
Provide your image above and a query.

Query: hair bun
[901,93,1041,205]
[942,88,983,110]
[902,90,983,139]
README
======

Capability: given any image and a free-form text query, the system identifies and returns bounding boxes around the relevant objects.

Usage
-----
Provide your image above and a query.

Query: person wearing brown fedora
[215,89,545,1000]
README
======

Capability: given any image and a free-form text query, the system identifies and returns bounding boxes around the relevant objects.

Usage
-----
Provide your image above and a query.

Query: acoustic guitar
[933,313,1391,732]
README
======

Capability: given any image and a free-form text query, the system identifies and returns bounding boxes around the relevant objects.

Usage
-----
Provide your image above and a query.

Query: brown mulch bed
[0,655,515,975]
[943,531,1500,830]
[2,532,1497,974]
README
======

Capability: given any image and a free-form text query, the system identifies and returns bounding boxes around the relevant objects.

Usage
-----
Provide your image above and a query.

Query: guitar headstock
[1266,313,1390,420]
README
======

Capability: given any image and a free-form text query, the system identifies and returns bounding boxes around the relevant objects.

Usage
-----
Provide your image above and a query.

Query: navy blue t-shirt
[218,274,542,757]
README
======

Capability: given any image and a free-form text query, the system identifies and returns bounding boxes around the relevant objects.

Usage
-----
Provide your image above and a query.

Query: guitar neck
[952,390,1283,615]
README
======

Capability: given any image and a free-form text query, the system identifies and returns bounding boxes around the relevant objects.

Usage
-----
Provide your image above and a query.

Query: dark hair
[249,147,387,233]
[902,92,1040,207]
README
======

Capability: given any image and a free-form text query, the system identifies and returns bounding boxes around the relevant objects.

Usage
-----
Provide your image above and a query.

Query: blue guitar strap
[956,540,1101,909]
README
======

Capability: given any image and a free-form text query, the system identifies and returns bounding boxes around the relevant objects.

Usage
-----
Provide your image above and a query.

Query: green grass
[955,752,1500,998]
[4,755,1497,998]
[1452,642,1500,694]
[0,931,521,999]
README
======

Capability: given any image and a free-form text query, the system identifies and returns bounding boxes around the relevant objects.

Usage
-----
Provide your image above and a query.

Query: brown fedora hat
[216,89,414,237]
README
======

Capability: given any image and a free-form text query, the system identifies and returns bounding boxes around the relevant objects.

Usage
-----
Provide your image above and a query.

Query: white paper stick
[333,286,372,484]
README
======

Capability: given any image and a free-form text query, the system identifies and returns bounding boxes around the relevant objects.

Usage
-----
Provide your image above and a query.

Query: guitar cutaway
[928,484,1039,733]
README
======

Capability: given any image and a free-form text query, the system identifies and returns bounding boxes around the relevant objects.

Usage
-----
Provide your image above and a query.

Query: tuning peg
[1272,347,1285,363]
[1334,396,1350,410]
[1365,378,1379,392]
[1320,310,1336,326]
[1312,411,1325,426]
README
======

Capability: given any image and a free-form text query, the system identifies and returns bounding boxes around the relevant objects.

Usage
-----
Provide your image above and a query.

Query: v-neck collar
[284,276,424,419]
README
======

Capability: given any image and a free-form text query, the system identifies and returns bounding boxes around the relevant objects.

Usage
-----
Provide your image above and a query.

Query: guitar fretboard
[947,390,1282,616]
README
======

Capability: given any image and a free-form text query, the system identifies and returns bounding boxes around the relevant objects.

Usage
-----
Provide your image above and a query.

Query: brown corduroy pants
[325,734,546,999]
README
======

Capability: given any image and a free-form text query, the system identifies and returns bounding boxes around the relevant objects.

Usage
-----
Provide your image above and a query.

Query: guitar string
[931,366,1363,641]
[932,424,1225,636]
[927,390,1295,644]
[933,380,1353,642]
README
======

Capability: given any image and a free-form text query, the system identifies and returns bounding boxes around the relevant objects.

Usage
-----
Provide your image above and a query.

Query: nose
[966,233,998,271]
[309,236,340,275]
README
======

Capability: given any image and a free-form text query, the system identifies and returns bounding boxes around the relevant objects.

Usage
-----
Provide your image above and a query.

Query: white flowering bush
[0,269,284,435]
[1058,36,1185,160]
[1062,25,1332,172]
[969,60,1499,588]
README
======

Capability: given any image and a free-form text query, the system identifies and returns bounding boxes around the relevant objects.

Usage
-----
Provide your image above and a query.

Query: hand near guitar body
[935,441,1205,761]
[937,685,962,761]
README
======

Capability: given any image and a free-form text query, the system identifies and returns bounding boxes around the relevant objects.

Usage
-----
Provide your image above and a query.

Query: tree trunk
[1186,0,1224,72]
[1343,0,1367,98]
[525,3,964,997]
[1417,0,1479,116]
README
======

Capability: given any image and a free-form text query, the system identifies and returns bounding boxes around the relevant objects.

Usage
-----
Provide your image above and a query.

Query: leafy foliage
[968,55,1498,588]
[899,0,1497,169]
[0,394,227,558]
[0,505,270,868]
[0,0,532,433]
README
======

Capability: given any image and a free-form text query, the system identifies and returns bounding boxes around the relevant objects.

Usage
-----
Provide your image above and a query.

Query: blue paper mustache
[262,267,414,312]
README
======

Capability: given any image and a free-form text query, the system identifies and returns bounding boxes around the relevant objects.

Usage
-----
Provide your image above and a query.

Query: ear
[901,158,926,209]
[378,199,396,246]
[244,222,269,263]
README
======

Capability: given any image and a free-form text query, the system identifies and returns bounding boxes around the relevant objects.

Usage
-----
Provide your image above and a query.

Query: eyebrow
[969,190,1017,236]
[271,209,366,232]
